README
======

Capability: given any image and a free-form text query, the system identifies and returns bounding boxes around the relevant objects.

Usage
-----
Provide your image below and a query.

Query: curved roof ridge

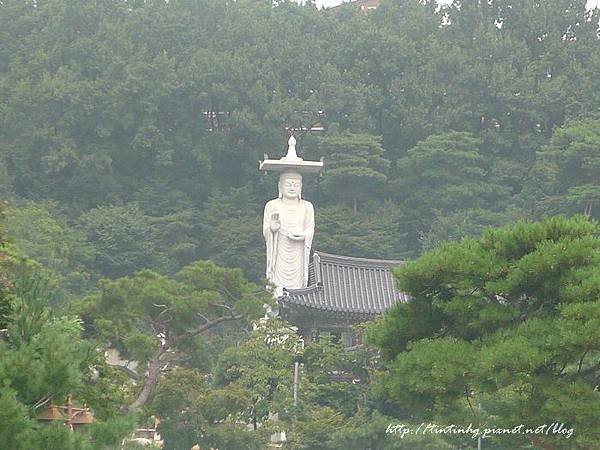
[313,250,404,266]
[283,285,322,295]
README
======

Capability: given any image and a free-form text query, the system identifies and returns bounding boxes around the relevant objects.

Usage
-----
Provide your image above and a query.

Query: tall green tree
[76,204,161,278]
[0,202,11,327]
[7,201,94,300]
[418,207,528,251]
[395,131,512,251]
[76,260,270,411]
[316,202,409,259]
[319,133,390,213]
[0,267,134,450]
[369,216,600,449]
[529,119,600,218]
[197,186,265,282]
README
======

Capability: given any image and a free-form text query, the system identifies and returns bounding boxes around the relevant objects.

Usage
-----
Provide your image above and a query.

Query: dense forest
[1,0,599,292]
[1,0,599,449]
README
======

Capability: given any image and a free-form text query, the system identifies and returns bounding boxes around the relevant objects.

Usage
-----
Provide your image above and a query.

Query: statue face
[279,172,302,199]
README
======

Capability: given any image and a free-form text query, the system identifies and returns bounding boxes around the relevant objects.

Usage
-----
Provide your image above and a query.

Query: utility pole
[478,403,482,450]
[293,362,300,406]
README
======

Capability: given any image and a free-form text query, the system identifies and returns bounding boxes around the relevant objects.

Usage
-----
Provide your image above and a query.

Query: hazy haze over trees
[1,0,598,289]
[1,0,599,448]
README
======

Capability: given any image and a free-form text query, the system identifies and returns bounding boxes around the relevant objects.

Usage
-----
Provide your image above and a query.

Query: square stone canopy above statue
[259,158,323,173]
[259,135,323,174]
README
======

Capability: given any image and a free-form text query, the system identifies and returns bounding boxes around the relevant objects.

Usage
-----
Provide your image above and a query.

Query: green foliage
[147,369,209,449]
[212,318,302,412]
[395,131,512,250]
[0,266,134,449]
[78,262,268,362]
[2,0,597,267]
[88,414,139,448]
[419,207,528,251]
[301,337,371,414]
[288,406,345,450]
[74,259,271,423]
[7,201,93,276]
[328,410,454,450]
[370,216,600,449]
[1,1,600,447]
[196,186,265,282]
[0,387,31,450]
[8,266,53,345]
[0,209,12,327]
[530,119,600,218]
[319,133,390,212]
[317,201,409,259]
[149,320,298,449]
[77,204,162,278]
[0,201,94,304]
[147,319,389,449]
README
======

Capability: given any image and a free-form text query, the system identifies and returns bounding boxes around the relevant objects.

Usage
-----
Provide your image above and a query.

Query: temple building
[278,251,407,346]
[260,137,406,346]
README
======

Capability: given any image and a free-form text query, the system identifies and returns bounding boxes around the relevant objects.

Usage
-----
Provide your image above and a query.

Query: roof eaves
[314,251,404,268]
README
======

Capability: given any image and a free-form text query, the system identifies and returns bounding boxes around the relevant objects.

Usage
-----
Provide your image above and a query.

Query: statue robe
[263,198,314,292]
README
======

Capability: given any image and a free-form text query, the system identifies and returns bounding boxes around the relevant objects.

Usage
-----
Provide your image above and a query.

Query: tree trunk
[129,351,163,410]
[127,314,243,410]
[353,197,357,214]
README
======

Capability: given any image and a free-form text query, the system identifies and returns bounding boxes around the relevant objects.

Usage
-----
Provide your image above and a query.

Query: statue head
[278,171,302,200]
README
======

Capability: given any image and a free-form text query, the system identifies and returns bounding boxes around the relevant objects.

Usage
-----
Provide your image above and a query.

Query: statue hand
[287,230,305,241]
[270,219,281,232]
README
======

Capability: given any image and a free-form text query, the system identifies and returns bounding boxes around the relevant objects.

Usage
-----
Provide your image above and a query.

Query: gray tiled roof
[280,251,408,316]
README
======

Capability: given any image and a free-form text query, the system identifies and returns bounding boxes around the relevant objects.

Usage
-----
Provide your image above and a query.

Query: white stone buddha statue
[263,170,314,295]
